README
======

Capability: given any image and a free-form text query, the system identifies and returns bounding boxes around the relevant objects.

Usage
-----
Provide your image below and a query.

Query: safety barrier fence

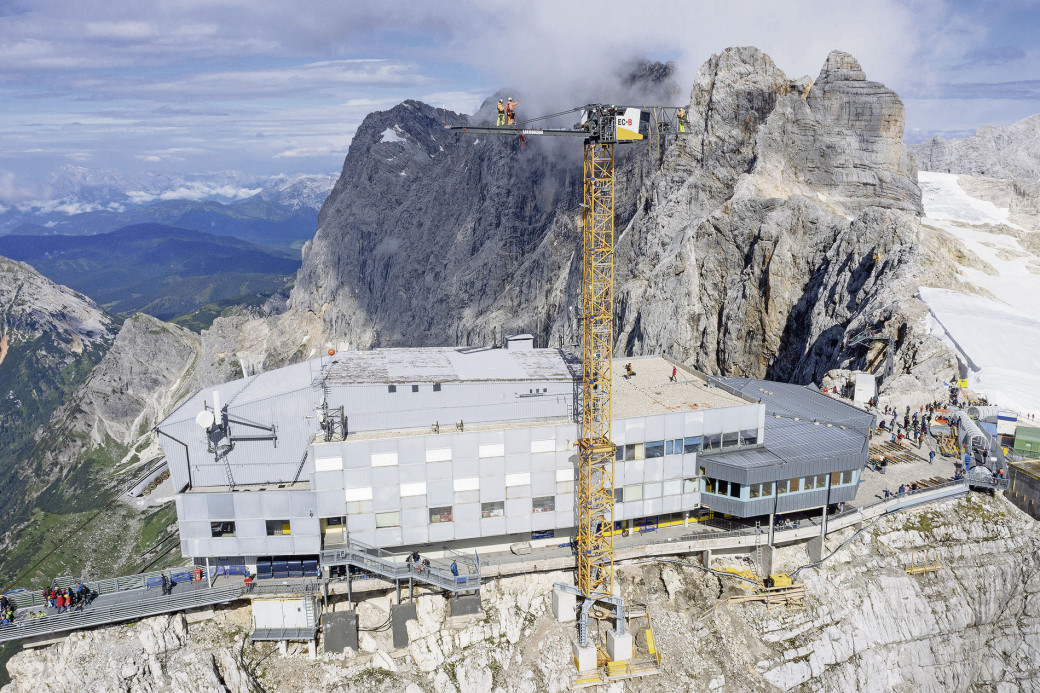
[0,583,245,644]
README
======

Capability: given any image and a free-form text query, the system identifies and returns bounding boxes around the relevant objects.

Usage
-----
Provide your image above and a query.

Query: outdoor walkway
[0,573,254,644]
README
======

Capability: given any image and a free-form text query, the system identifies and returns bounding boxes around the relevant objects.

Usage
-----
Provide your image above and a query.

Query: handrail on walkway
[321,536,480,594]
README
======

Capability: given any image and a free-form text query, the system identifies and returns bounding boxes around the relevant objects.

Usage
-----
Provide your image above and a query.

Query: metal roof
[323,346,581,384]
[718,377,875,433]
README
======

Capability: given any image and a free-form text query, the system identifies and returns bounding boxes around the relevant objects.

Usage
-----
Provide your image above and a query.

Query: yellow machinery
[450,105,688,652]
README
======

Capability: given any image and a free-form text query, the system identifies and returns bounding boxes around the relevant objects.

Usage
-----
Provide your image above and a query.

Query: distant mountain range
[0,168,336,250]
[0,223,300,322]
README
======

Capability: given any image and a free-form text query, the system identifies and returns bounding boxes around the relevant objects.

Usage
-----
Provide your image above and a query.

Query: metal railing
[321,537,480,594]
[0,583,245,644]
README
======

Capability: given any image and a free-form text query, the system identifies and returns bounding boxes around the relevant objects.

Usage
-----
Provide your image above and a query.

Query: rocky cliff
[254,47,942,387]
[6,494,1038,692]
[0,258,204,586]
[910,112,1040,180]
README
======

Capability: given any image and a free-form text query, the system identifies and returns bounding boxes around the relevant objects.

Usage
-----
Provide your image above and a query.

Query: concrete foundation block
[701,549,712,568]
[322,611,359,653]
[391,603,418,649]
[552,589,577,623]
[759,545,775,577]
[572,641,598,672]
[308,640,317,660]
[807,535,824,563]
[450,594,482,617]
[277,640,287,654]
[605,629,633,662]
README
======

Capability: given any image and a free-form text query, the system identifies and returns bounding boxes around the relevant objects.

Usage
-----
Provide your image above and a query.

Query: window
[614,487,624,503]
[803,476,816,490]
[433,383,442,392]
[266,520,290,536]
[830,471,841,487]
[624,484,643,502]
[816,474,827,488]
[623,443,644,461]
[375,512,400,528]
[729,482,741,498]
[722,432,739,448]
[532,496,555,513]
[842,470,854,485]
[411,384,419,393]
[776,479,789,494]
[684,437,702,454]
[748,482,773,499]
[429,506,453,523]
[717,480,729,496]
[211,521,236,538]
[704,477,716,493]
[683,478,698,493]
[645,440,665,459]
[644,482,662,498]
[740,429,759,445]
[388,385,396,393]
[481,501,504,518]
[703,433,721,450]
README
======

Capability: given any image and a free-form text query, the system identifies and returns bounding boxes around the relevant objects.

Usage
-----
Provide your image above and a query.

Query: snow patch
[380,127,405,143]
[918,171,1017,228]
[918,288,1040,417]
[916,170,1040,417]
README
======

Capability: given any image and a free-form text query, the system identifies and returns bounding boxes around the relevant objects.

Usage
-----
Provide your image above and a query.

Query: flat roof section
[612,357,751,419]
[720,377,875,433]
[323,347,581,385]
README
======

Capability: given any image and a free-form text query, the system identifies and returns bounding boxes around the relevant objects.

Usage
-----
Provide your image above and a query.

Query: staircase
[321,537,480,594]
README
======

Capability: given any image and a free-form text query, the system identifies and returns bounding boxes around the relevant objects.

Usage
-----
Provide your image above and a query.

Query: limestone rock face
[271,47,933,386]
[5,496,1040,693]
[910,112,1040,180]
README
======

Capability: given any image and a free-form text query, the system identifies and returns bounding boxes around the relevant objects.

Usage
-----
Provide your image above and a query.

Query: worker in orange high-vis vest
[505,98,518,125]
[496,99,505,126]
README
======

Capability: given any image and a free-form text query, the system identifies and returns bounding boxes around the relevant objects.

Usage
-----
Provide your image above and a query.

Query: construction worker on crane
[496,99,505,127]
[506,98,518,126]
[677,107,688,133]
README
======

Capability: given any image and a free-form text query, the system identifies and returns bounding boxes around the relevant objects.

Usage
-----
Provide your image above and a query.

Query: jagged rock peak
[910,112,1040,179]
[817,49,867,83]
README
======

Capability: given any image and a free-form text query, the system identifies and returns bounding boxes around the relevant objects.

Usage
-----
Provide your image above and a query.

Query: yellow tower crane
[449,104,688,658]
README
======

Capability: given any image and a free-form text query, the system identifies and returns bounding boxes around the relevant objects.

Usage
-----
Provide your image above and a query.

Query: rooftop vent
[506,334,534,350]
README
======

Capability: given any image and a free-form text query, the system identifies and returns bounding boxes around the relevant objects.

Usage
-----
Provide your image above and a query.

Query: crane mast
[449,103,687,660]
[578,140,617,605]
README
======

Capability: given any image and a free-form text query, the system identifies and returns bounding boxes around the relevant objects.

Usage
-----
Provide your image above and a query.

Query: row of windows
[615,429,759,462]
[211,519,291,538]
[387,383,443,393]
[385,384,550,395]
[615,478,698,502]
[703,470,857,499]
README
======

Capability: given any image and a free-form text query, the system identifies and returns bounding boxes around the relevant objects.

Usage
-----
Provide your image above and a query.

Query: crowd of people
[0,581,97,627]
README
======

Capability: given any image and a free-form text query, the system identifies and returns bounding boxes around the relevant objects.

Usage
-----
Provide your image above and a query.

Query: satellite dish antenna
[196,410,216,429]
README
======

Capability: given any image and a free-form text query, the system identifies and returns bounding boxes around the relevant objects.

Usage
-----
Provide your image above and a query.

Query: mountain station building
[155,338,872,574]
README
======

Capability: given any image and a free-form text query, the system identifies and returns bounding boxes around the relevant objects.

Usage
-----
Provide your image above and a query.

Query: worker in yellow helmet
[496,99,505,127]
[677,107,688,133]
[506,98,518,126]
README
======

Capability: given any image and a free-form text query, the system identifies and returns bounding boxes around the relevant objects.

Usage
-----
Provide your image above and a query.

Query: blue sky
[1,0,1039,203]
